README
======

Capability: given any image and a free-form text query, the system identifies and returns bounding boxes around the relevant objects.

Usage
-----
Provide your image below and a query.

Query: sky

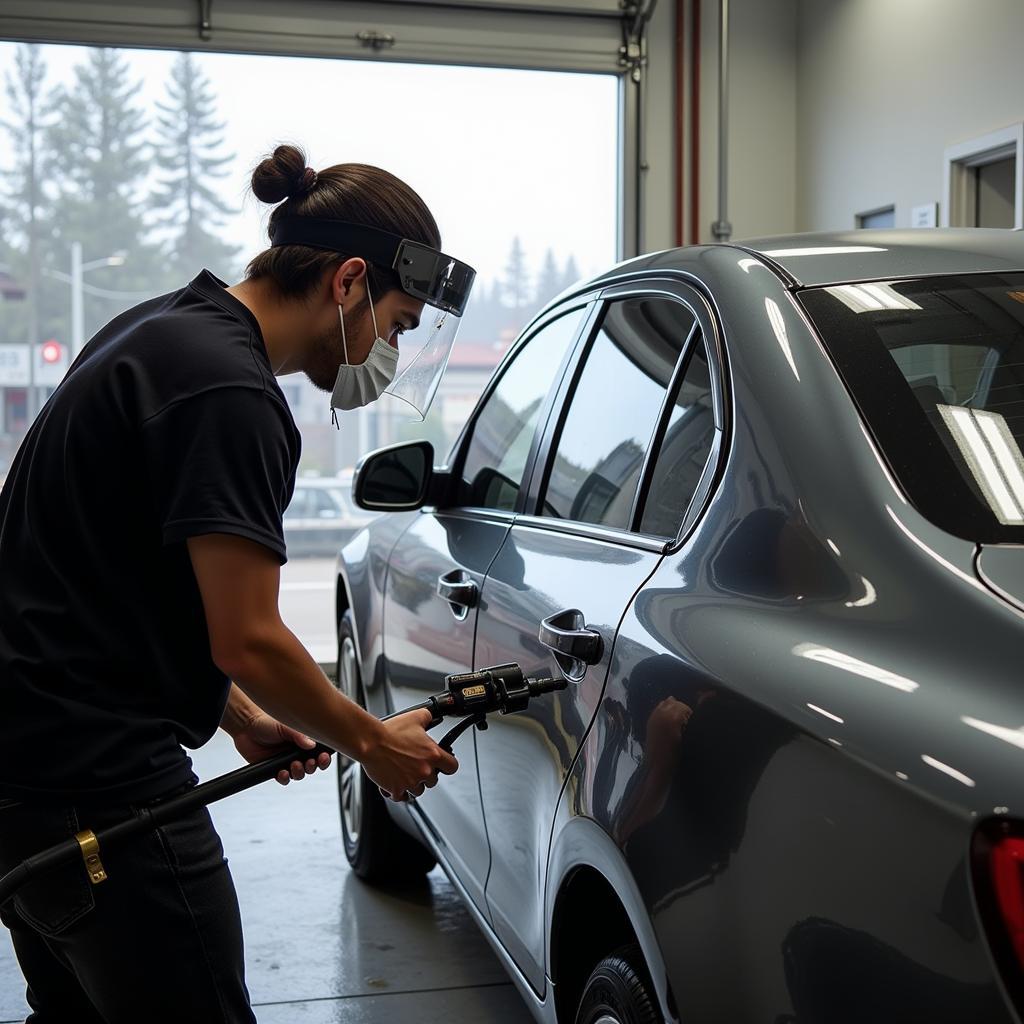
[0,42,621,291]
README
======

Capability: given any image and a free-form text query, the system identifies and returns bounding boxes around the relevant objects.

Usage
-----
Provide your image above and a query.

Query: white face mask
[330,282,399,412]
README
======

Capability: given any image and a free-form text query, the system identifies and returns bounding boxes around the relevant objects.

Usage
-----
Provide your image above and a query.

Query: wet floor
[0,731,534,1023]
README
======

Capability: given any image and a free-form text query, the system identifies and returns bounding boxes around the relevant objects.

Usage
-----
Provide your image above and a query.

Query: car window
[459,308,586,510]
[309,488,339,517]
[801,273,1024,541]
[639,334,717,537]
[540,296,696,530]
[284,487,310,520]
[328,487,351,515]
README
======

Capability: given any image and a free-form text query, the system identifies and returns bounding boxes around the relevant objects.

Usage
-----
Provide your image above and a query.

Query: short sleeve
[140,386,299,564]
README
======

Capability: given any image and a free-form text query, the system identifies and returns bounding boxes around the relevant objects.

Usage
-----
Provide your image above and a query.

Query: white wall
[796,0,1024,231]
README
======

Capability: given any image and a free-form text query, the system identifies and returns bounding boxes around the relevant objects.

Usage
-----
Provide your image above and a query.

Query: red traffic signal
[41,341,63,365]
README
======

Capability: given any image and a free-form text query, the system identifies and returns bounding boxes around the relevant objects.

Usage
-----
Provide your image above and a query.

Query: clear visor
[378,307,463,421]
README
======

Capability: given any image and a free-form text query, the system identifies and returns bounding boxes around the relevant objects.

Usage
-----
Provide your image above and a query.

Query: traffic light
[41,341,63,365]
[34,340,69,385]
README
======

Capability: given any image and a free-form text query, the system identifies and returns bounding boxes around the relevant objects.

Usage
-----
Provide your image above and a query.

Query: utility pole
[70,241,83,359]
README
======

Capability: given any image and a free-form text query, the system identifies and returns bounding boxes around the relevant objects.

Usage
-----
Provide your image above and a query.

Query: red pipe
[690,0,701,245]
[675,0,686,247]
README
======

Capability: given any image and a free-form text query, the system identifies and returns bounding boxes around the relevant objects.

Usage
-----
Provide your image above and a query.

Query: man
[0,145,472,1022]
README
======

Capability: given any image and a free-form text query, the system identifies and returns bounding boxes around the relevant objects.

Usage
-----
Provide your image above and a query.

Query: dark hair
[246,143,441,299]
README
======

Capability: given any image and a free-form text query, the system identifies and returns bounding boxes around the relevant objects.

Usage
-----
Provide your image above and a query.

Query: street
[280,555,338,667]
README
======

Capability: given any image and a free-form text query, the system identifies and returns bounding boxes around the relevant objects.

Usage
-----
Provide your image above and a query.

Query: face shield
[269,217,476,420]
[380,305,462,420]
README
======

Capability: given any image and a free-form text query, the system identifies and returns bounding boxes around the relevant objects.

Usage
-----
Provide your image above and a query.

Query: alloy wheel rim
[338,636,363,843]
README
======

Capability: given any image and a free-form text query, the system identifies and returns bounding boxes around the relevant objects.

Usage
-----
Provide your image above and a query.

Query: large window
[0,40,618,656]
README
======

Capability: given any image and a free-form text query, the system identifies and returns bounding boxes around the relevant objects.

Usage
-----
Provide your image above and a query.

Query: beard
[305,298,369,393]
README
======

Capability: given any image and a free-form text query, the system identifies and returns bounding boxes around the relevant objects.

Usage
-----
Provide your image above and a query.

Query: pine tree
[151,52,238,282]
[560,254,581,294]
[0,43,52,354]
[47,48,163,345]
[535,248,562,306]
[502,236,529,314]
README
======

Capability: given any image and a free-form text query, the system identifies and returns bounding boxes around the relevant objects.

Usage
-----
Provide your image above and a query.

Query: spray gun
[0,663,565,904]
[405,662,564,752]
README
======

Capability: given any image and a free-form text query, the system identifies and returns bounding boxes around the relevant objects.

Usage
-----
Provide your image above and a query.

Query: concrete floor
[0,730,535,1023]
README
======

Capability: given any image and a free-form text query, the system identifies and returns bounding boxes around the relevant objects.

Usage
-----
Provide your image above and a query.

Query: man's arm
[187,533,458,800]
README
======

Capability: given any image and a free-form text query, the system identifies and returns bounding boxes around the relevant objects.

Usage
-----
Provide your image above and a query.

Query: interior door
[474,290,703,991]
[381,304,589,911]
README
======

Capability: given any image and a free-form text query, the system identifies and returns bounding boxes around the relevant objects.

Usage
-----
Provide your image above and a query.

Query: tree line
[459,237,581,344]
[0,42,585,355]
[1,44,237,350]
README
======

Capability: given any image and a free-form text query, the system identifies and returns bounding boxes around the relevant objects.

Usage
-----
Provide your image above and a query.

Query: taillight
[991,836,1024,967]
[973,820,1024,1011]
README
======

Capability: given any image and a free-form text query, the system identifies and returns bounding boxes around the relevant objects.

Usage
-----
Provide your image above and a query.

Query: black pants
[0,785,257,1023]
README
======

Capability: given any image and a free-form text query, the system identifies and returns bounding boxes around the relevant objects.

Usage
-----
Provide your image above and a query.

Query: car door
[473,283,714,992]
[381,303,590,911]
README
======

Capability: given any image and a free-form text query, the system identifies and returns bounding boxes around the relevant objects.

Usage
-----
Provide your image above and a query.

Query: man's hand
[361,707,459,802]
[232,712,333,785]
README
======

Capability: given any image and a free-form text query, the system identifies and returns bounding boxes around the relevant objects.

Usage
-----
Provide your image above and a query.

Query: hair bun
[252,144,311,204]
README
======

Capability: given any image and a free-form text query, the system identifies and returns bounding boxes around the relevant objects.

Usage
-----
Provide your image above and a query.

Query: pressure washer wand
[0,663,563,907]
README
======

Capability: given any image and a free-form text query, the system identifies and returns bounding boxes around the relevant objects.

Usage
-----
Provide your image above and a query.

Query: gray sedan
[333,229,1024,1024]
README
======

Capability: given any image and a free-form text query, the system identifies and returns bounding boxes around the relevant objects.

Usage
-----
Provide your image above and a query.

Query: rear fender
[546,815,677,1023]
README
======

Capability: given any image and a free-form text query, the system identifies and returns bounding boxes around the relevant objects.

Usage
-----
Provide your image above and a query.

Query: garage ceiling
[0,0,630,72]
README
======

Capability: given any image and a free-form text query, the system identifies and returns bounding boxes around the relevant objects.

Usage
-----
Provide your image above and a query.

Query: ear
[330,258,368,305]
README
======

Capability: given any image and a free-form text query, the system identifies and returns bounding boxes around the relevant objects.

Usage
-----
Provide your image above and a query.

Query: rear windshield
[800,273,1024,542]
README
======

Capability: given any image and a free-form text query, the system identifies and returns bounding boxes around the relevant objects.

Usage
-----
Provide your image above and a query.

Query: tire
[574,944,661,1024]
[335,610,437,885]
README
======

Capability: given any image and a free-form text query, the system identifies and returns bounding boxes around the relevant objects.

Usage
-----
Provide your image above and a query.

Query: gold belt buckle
[74,829,108,885]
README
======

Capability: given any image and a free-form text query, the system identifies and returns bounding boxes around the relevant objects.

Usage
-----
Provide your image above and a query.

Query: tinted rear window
[800,273,1024,541]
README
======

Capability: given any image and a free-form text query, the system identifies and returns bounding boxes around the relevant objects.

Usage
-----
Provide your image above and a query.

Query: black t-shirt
[0,271,300,804]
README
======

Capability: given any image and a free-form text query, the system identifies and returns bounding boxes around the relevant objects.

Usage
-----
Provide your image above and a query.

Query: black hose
[0,701,440,908]
[0,685,548,907]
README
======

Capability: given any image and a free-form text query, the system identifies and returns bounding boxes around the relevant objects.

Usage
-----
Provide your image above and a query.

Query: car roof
[727,228,1024,287]
[568,229,1024,300]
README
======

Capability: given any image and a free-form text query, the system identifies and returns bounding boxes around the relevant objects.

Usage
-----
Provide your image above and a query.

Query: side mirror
[469,466,520,510]
[353,441,435,511]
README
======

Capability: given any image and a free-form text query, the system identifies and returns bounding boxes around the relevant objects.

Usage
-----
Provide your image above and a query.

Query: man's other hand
[233,713,332,785]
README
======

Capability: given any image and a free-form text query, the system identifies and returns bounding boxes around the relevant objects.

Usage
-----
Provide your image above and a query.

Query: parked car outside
[333,229,1024,1024]
[283,473,376,558]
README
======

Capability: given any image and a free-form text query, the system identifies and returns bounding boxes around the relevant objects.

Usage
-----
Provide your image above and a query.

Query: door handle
[437,570,478,616]
[538,609,603,681]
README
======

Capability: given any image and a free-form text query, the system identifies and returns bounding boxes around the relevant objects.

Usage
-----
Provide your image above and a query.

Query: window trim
[508,513,667,552]
[524,278,727,546]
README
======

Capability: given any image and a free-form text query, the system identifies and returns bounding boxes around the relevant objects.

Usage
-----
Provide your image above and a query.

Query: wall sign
[0,345,30,387]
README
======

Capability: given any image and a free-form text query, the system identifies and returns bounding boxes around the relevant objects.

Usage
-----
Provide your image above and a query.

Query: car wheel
[335,609,437,885]
[574,944,661,1024]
